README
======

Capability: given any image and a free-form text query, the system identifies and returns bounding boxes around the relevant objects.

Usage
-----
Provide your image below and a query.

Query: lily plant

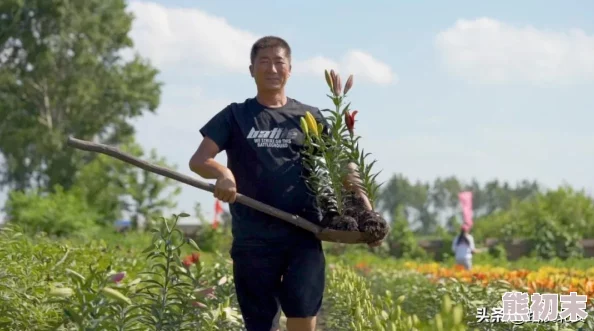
[300,69,382,219]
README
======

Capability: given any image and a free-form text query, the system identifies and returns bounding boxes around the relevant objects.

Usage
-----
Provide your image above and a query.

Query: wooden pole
[66,136,323,235]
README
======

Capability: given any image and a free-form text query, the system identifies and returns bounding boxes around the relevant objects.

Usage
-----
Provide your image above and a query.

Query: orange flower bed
[404,262,594,305]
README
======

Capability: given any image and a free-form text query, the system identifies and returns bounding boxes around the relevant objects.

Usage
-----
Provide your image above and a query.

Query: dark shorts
[230,236,326,331]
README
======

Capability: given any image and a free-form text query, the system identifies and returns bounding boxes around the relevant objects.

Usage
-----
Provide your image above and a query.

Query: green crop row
[1,214,593,330]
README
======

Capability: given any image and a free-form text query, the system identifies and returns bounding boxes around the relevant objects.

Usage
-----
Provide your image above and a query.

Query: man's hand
[356,191,373,211]
[214,170,237,203]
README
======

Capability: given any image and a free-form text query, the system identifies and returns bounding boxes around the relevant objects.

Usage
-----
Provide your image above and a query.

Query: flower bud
[305,111,319,137]
[194,287,216,299]
[300,117,309,135]
[344,74,354,95]
[192,301,207,308]
[324,70,334,91]
[101,287,132,305]
[109,271,126,283]
[344,110,358,134]
[50,287,74,298]
[333,74,342,96]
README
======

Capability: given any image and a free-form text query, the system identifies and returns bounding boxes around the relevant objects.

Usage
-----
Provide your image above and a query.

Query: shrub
[388,206,428,260]
[4,185,101,236]
[471,186,594,259]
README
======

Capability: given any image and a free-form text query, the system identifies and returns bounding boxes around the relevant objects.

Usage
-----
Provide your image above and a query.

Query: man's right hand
[214,170,237,203]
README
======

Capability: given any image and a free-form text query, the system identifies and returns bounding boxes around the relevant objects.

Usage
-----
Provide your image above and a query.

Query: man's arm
[342,162,373,211]
[189,137,230,179]
[191,106,232,179]
[189,106,237,202]
[189,137,237,203]
[469,235,477,253]
[343,162,382,247]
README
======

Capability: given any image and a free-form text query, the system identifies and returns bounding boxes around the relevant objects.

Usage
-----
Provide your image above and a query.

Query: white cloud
[126,1,395,85]
[126,1,257,73]
[295,50,396,85]
[435,18,594,84]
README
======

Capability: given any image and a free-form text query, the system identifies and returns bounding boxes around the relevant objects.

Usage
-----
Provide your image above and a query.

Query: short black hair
[250,36,292,64]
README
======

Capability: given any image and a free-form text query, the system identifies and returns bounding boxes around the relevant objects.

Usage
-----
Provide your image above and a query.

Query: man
[189,36,380,331]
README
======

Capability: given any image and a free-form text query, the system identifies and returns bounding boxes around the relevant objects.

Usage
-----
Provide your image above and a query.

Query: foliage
[0,215,243,330]
[192,225,232,254]
[472,186,594,259]
[324,263,468,330]
[387,205,428,260]
[335,254,594,331]
[300,69,382,214]
[4,218,594,330]
[377,175,541,235]
[0,0,161,192]
[3,137,181,233]
[487,243,507,260]
[116,142,182,229]
[190,203,233,253]
[0,225,150,329]
[4,185,101,236]
[433,225,455,262]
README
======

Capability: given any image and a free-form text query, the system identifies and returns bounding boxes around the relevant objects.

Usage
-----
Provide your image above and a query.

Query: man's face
[250,47,291,92]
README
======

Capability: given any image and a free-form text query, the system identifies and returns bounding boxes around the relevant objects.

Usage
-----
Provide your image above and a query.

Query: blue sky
[3,0,594,224]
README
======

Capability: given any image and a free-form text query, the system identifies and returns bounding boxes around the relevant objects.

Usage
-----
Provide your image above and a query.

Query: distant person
[452,224,476,270]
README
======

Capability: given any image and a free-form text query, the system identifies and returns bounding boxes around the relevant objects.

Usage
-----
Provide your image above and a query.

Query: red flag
[212,200,223,230]
[458,191,473,228]
[214,200,223,215]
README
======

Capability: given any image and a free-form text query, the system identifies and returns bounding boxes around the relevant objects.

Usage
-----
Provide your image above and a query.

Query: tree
[67,136,181,229]
[431,176,462,212]
[377,174,413,217]
[193,202,207,223]
[0,0,161,191]
[478,179,540,216]
[70,152,128,225]
[387,205,427,260]
[377,174,437,233]
[121,144,182,229]
[377,174,542,235]
[472,186,594,259]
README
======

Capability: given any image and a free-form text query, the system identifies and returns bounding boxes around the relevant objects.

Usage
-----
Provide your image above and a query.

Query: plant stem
[156,219,174,330]
[322,146,343,215]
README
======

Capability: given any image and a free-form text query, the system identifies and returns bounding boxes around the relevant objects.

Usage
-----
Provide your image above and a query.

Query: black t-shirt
[199,97,329,244]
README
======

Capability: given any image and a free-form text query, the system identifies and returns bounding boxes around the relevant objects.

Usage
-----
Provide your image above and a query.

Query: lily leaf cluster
[300,69,383,218]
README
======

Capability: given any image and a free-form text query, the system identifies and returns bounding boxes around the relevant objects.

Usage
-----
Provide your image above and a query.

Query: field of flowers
[1,213,593,331]
[406,261,594,302]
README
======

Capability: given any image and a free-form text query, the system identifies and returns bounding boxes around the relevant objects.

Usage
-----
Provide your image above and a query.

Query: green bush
[0,214,243,330]
[4,185,101,237]
[472,186,594,259]
[192,223,233,253]
[487,243,507,260]
[433,225,454,262]
[388,206,428,260]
